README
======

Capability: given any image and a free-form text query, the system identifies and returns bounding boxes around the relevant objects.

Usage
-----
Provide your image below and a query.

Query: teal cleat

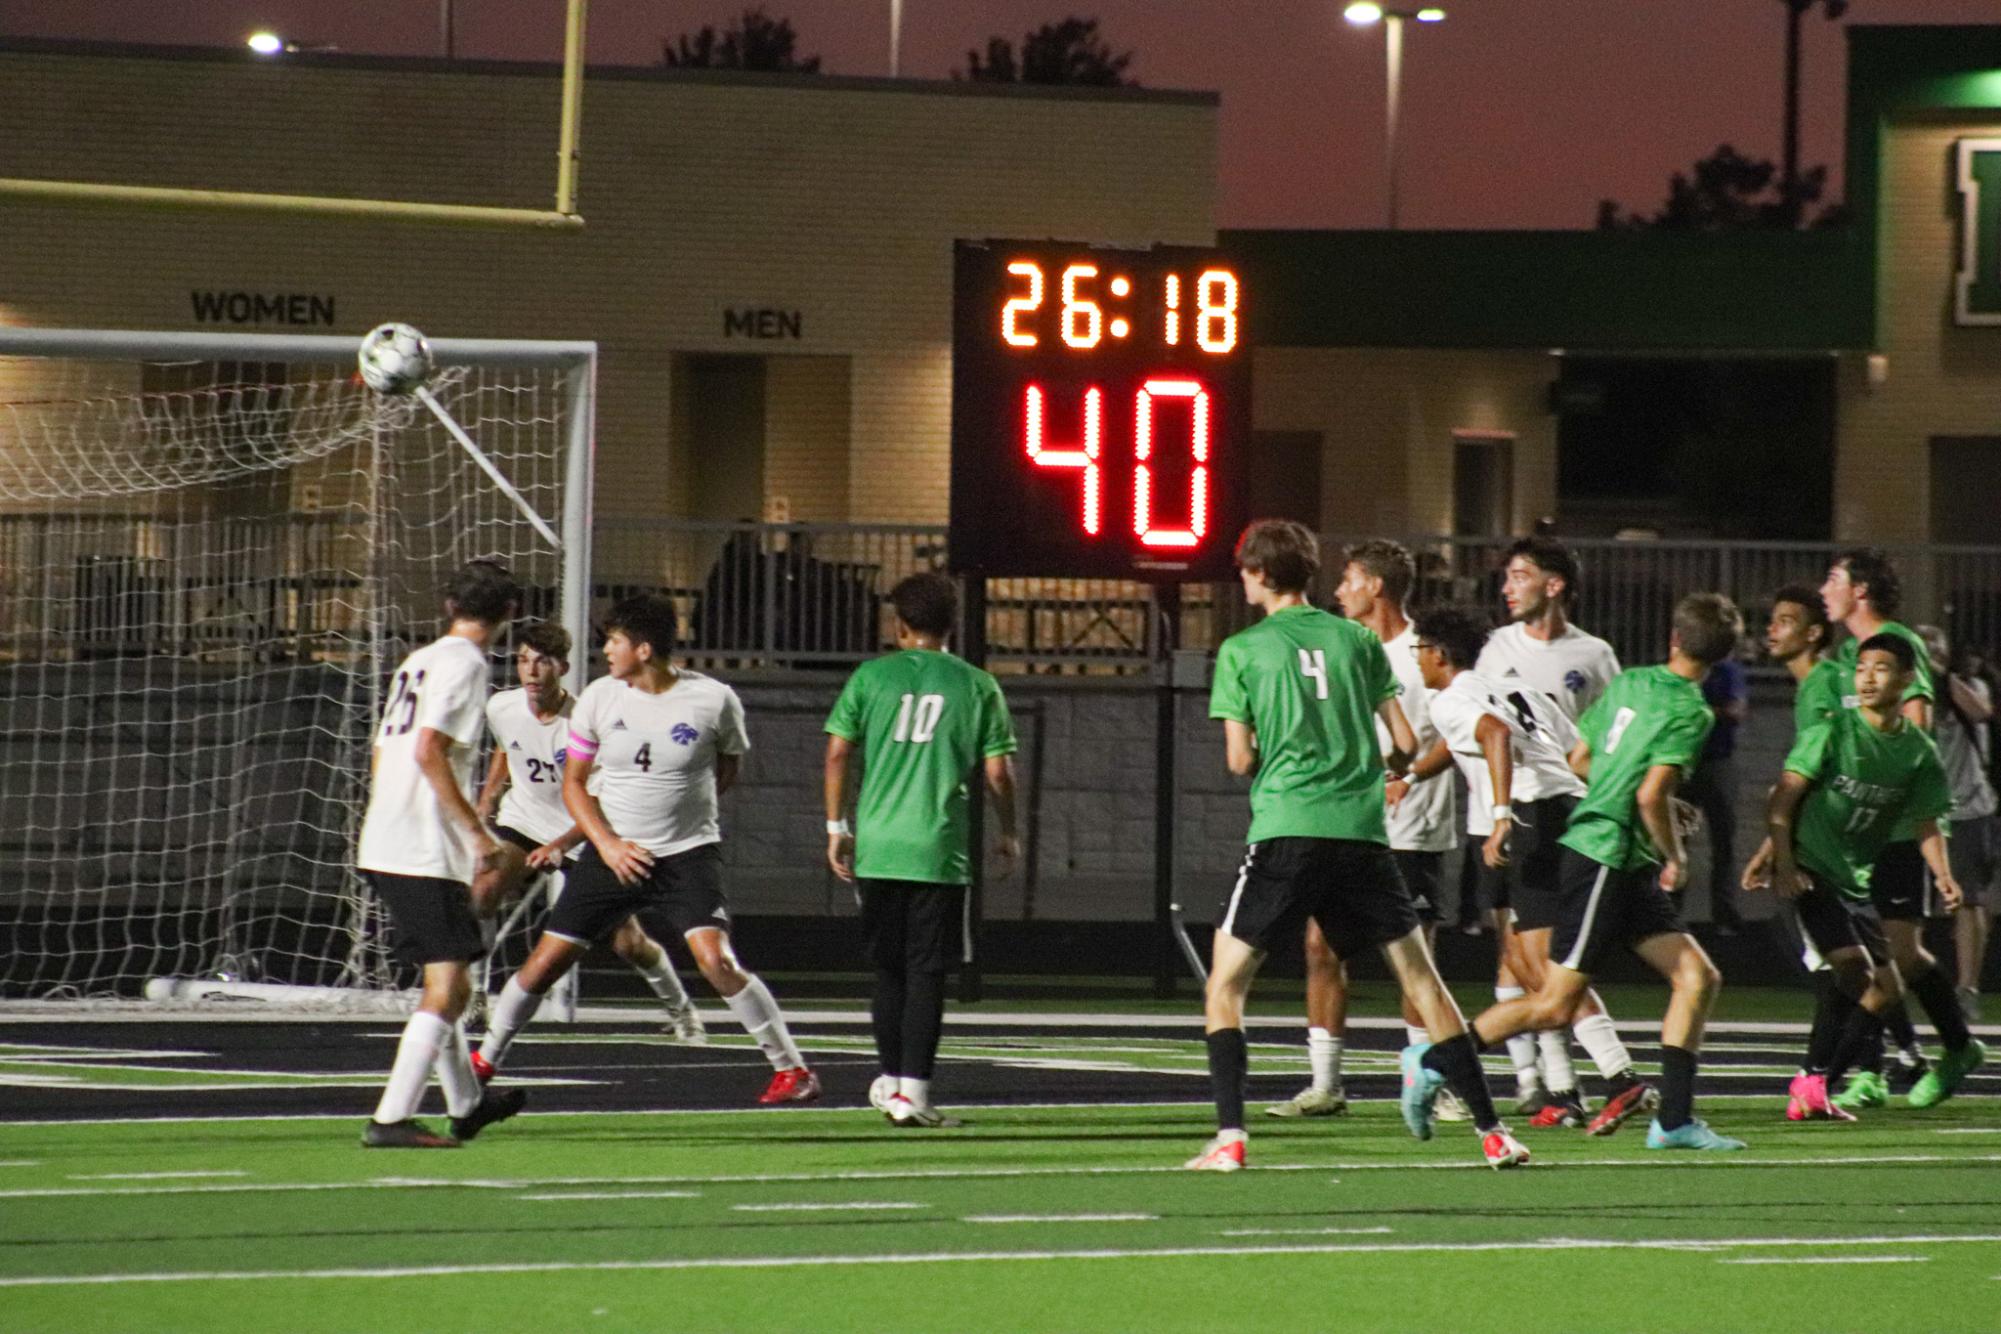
[1645,1118,1746,1151]
[1399,1043,1444,1142]
[1907,1038,1986,1109]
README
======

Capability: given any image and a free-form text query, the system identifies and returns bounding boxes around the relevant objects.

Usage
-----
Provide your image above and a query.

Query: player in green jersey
[1757,632,1963,1120]
[1820,549,1977,1108]
[1186,520,1524,1173]
[1764,584,1843,732]
[826,573,1019,1128]
[1465,593,1748,1152]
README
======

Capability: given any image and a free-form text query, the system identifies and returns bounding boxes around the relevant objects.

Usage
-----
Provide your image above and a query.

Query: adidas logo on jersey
[609,719,628,731]
[508,741,522,750]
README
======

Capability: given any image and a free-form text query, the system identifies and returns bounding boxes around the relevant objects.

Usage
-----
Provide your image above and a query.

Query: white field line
[0,1150,1996,1202]
[963,1213,1156,1223]
[1935,1128,2001,1134]
[1221,1226,1396,1237]
[518,1190,700,1201]
[0,1046,210,1060]
[1720,1255,1929,1266]
[70,1171,247,1181]
[732,1202,926,1213]
[4,1232,1999,1288]
[0,1160,40,1168]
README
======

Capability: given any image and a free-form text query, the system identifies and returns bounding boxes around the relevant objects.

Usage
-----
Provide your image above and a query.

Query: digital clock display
[950,240,1250,581]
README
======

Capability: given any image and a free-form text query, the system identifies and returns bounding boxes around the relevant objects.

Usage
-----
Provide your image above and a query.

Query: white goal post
[0,327,595,1008]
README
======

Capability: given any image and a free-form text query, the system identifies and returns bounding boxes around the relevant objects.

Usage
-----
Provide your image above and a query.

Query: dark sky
[5,1,1998,228]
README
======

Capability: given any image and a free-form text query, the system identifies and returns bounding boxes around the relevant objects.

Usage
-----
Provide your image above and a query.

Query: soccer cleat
[663,999,708,1045]
[361,1118,459,1149]
[1182,1134,1246,1172]
[468,1050,496,1086]
[886,1094,963,1128]
[868,1073,899,1113]
[1399,1043,1445,1142]
[1515,1086,1553,1118]
[1529,1090,1589,1129]
[1907,1038,1986,1109]
[1586,1080,1660,1137]
[1434,1089,1471,1123]
[1784,1073,1854,1123]
[1482,1128,1531,1169]
[1264,1085,1349,1118]
[1888,1053,1930,1094]
[1830,1069,1888,1112]
[450,1087,527,1142]
[758,1066,822,1105]
[1644,1118,1746,1151]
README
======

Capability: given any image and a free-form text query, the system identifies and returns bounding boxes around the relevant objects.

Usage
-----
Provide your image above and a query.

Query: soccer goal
[0,327,595,1008]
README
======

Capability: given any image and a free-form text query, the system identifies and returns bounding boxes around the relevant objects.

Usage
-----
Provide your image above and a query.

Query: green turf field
[4,1097,1998,1333]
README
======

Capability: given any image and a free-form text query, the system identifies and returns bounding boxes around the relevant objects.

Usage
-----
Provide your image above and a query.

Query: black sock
[1827,1007,1884,1086]
[1603,1069,1640,1097]
[902,970,948,1080]
[1883,997,1919,1054]
[1908,966,1973,1052]
[1206,1029,1248,1132]
[1805,975,1855,1075]
[872,967,906,1076]
[1658,1044,1697,1131]
[1421,1033,1501,1131]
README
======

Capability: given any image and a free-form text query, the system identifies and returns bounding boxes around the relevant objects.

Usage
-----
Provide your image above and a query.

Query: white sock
[437,1022,481,1118]
[1217,1127,1247,1145]
[724,974,805,1071]
[374,1011,448,1124]
[1307,1027,1343,1092]
[1405,1024,1428,1048]
[1571,1009,1632,1081]
[1537,1029,1578,1094]
[478,975,544,1070]
[635,950,691,1007]
[897,1076,931,1107]
[1497,986,1540,1092]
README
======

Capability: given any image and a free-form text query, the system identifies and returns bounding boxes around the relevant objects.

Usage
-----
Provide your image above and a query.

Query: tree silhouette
[662,9,821,72]
[1596,143,1847,232]
[957,18,1136,86]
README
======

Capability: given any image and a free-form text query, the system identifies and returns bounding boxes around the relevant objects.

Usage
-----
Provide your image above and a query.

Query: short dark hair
[891,572,958,637]
[1772,583,1829,635]
[1236,519,1320,593]
[517,620,571,662]
[1413,604,1492,671]
[445,559,519,625]
[1837,547,1902,618]
[1345,539,1415,605]
[1857,631,1916,675]
[1504,535,1580,603]
[604,593,679,657]
[1673,592,1744,666]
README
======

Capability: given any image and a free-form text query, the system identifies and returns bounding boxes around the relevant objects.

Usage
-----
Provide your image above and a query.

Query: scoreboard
[949,241,1251,582]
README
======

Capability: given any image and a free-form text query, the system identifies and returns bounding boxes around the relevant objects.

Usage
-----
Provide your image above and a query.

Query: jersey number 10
[893,693,946,743]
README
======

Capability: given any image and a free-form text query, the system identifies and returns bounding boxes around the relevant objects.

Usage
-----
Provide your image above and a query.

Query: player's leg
[611,914,705,1043]
[1877,843,1986,1106]
[470,841,531,919]
[1949,816,1994,1022]
[685,926,818,1101]
[858,880,908,1112]
[1266,918,1349,1118]
[884,885,966,1128]
[1628,927,1742,1150]
[1382,927,1526,1167]
[1488,863,1546,1113]
[475,932,588,1077]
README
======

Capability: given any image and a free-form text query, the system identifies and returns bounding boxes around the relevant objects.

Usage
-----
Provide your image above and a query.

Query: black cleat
[361,1118,460,1149]
[450,1087,527,1142]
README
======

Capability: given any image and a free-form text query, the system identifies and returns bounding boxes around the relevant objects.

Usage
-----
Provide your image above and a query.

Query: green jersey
[1793,657,1846,733]
[1209,605,1398,845]
[825,649,1017,886]
[1561,665,1715,871]
[1784,708,1950,902]
[1833,619,1938,840]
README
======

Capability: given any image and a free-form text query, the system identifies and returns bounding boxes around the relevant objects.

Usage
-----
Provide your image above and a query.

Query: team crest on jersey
[671,723,700,746]
[553,748,567,765]
[1564,670,1587,693]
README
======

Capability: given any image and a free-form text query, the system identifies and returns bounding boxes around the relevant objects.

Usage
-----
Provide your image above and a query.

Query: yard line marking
[3,1232,1998,1288]
[1721,1256,1929,1266]
[69,1171,248,1181]
[518,1190,701,1201]
[963,1214,1156,1224]
[1221,1226,1395,1237]
[0,1160,40,1168]
[1934,1128,2001,1135]
[732,1202,927,1213]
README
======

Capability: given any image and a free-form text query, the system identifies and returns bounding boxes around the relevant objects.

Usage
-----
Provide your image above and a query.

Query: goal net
[0,328,594,1006]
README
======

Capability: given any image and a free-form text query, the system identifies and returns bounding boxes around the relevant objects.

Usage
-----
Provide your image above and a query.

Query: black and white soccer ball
[358,322,435,395]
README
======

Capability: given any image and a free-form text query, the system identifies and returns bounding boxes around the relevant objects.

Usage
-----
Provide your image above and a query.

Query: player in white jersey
[355,560,527,1149]
[475,594,819,1104]
[472,621,706,1048]
[1267,540,1458,1119]
[1405,605,1658,1135]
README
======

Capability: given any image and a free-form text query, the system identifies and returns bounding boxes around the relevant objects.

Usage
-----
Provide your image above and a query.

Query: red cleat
[468,1051,495,1085]
[758,1066,822,1105]
[1586,1080,1660,1137]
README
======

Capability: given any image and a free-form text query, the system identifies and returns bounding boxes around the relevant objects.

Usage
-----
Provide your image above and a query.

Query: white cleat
[1434,1088,1472,1122]
[868,1073,899,1113]
[886,1094,962,1128]
[664,999,707,1045]
[1264,1085,1349,1118]
[1182,1133,1246,1171]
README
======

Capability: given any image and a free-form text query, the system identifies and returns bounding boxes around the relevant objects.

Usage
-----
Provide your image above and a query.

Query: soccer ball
[357,322,435,395]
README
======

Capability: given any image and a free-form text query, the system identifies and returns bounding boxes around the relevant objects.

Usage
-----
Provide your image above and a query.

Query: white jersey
[1429,670,1587,838]
[1379,624,1457,853]
[1475,621,1621,723]
[486,687,577,848]
[567,671,748,857]
[357,635,492,882]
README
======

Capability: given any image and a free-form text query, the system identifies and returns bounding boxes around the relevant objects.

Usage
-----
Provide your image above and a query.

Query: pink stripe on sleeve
[567,732,598,759]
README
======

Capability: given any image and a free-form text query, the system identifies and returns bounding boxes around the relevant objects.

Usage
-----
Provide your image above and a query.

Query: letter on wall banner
[1956,139,2001,326]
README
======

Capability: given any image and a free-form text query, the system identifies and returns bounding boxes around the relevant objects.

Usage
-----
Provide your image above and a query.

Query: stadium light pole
[1342,3,1445,229]
[889,0,904,76]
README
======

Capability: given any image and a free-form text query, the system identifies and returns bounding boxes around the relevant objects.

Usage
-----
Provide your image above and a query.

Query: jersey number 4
[1298,649,1329,701]
[893,693,946,743]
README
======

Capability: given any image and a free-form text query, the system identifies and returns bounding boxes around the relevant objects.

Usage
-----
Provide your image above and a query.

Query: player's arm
[1567,738,1593,780]
[562,750,652,886]
[985,753,1021,878]
[1386,739,1452,810]
[475,747,509,824]
[1914,818,1962,910]
[1223,720,1259,777]
[1476,714,1515,869]
[1636,763,1689,890]
[1949,674,1994,725]
[1376,697,1416,776]
[414,727,501,877]
[824,733,857,882]
[1901,696,1933,731]
[716,752,741,797]
[1759,771,1812,899]
[527,824,586,871]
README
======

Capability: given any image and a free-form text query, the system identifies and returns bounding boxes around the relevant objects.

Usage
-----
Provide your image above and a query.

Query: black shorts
[494,824,545,856]
[548,842,729,946]
[858,880,969,975]
[1792,877,1891,967]
[1217,837,1420,959]
[1870,840,1929,921]
[1498,794,1578,932]
[365,871,487,967]
[1547,849,1685,975]
[1950,816,1997,909]
[1393,850,1443,924]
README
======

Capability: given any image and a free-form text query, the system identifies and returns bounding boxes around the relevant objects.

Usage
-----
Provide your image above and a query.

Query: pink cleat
[1786,1073,1854,1122]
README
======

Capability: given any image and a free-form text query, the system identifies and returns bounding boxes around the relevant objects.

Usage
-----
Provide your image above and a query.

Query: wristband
[826,819,851,836]
[1491,804,1513,822]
